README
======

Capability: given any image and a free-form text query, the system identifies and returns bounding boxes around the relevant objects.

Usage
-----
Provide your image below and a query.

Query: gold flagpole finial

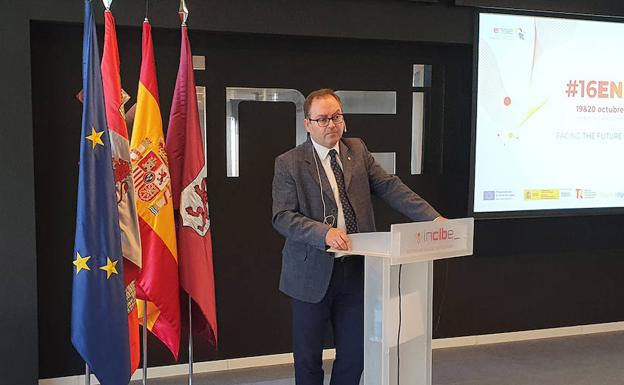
[102,0,112,10]
[179,0,189,26]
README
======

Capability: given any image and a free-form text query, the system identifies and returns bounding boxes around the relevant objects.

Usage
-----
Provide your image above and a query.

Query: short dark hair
[304,89,342,118]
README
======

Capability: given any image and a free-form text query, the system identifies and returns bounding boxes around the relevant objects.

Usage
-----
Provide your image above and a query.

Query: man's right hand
[325,228,352,251]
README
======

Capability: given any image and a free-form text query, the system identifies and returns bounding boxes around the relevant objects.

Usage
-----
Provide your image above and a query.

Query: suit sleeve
[362,139,440,221]
[272,155,331,250]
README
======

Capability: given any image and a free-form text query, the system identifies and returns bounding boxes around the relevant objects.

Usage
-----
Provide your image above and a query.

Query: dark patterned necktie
[328,149,358,234]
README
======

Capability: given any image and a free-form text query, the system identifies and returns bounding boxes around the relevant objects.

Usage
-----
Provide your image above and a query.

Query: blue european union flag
[71,1,131,384]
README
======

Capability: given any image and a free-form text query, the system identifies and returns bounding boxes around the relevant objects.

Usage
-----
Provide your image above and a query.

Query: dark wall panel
[23,0,473,44]
[0,5,39,385]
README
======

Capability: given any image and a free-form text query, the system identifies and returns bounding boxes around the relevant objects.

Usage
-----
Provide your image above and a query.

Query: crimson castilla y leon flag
[166,23,218,348]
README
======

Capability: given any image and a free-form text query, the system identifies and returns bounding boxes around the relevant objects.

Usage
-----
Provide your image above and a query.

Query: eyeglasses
[308,114,344,127]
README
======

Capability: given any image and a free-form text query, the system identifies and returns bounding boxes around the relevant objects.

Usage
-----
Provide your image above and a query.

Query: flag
[130,20,181,359]
[101,8,142,374]
[166,24,218,348]
[71,1,131,384]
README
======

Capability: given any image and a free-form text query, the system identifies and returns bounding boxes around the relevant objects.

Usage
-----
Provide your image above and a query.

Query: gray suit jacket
[272,137,439,303]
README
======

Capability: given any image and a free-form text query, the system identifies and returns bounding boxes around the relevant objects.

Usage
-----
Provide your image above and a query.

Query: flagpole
[140,8,149,385]
[188,296,194,385]
[143,302,148,385]
[178,2,193,383]
[85,364,90,385]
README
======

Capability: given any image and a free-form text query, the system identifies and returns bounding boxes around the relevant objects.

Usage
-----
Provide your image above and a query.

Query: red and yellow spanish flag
[101,8,142,373]
[130,20,181,360]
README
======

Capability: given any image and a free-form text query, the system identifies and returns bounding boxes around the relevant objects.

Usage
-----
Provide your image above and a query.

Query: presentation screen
[472,12,624,216]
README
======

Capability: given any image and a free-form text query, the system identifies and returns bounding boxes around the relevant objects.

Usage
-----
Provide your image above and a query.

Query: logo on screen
[492,27,525,41]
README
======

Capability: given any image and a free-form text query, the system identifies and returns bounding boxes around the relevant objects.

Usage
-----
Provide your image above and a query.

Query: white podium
[331,218,474,385]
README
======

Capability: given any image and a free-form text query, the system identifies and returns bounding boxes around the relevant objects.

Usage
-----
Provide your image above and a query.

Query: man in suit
[272,89,441,385]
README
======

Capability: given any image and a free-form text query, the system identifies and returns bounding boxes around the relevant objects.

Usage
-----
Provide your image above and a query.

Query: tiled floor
[133,331,624,385]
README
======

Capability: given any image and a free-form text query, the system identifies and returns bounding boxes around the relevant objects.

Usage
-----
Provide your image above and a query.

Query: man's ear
[303,118,311,132]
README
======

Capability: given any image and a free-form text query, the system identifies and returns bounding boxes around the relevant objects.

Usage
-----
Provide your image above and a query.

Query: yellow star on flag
[86,127,105,149]
[73,252,91,274]
[99,257,119,279]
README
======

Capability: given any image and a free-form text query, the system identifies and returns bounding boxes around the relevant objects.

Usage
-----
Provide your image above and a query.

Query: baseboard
[39,321,624,385]
[431,321,624,349]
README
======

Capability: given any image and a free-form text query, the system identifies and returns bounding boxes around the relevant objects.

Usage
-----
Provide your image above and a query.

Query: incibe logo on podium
[391,218,474,263]
[415,227,460,244]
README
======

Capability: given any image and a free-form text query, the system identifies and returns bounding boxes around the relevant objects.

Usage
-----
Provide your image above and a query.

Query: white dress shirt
[311,139,350,257]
